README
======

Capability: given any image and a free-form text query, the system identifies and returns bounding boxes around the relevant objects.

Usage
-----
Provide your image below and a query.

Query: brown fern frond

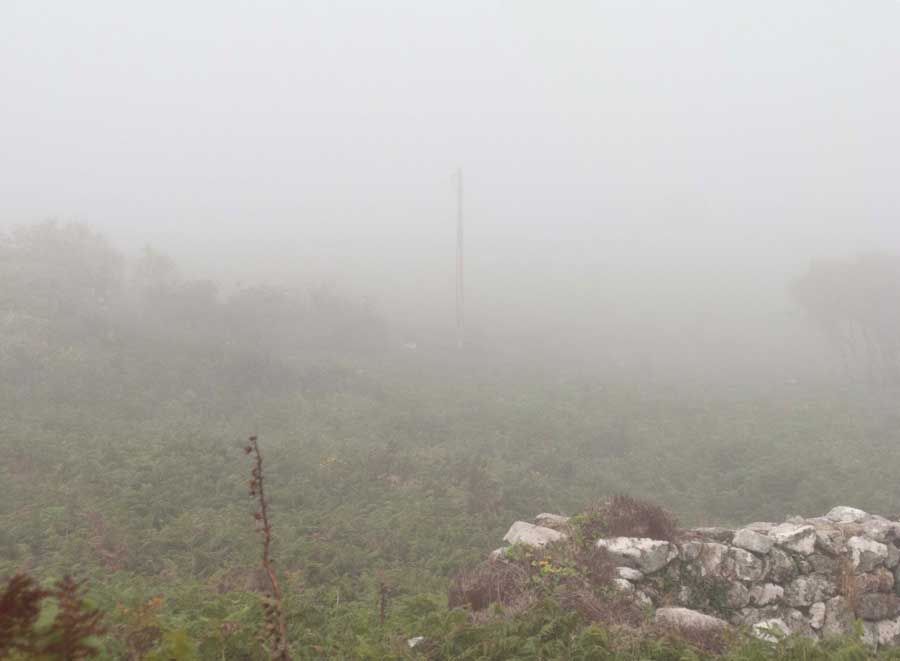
[40,575,105,659]
[0,573,49,656]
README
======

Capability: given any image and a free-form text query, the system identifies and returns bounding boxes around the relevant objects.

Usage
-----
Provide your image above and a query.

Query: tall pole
[456,168,465,349]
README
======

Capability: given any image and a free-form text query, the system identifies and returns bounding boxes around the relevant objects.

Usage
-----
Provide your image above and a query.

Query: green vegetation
[4,222,900,658]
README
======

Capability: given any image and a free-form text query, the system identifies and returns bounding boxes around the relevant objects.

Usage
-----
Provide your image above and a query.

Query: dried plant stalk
[246,435,290,661]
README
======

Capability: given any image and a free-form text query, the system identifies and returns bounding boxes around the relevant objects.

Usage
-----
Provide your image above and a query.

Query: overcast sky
[2,1,899,317]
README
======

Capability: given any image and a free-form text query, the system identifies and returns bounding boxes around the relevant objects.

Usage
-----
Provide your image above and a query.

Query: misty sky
[2,1,899,322]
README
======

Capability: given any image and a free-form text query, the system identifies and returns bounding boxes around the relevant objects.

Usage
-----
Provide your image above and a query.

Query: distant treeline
[792,253,900,385]
[0,221,387,401]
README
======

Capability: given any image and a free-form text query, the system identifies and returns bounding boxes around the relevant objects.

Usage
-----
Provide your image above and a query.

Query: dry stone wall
[495,506,900,648]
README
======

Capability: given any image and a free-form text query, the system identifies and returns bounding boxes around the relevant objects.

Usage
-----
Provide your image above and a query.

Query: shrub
[448,561,530,612]
[603,495,679,542]
[0,573,48,656]
[557,586,643,628]
[0,573,104,658]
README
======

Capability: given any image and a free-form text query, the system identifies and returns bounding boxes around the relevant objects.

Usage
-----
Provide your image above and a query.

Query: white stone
[784,575,836,607]
[612,578,634,593]
[815,527,845,555]
[888,544,900,570]
[680,541,702,562]
[596,537,677,574]
[727,582,750,609]
[535,513,570,527]
[655,607,728,632]
[749,583,784,607]
[861,622,879,648]
[753,618,791,642]
[769,523,817,555]
[689,527,735,543]
[848,536,889,572]
[826,506,869,523]
[684,541,729,577]
[823,596,854,637]
[503,521,566,548]
[615,566,644,582]
[767,547,798,583]
[489,547,509,561]
[876,618,900,647]
[785,609,813,636]
[809,602,826,630]
[863,518,900,544]
[733,528,774,554]
[728,547,767,582]
[407,636,425,648]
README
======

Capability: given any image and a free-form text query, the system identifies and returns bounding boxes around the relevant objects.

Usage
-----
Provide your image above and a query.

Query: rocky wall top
[493,506,900,649]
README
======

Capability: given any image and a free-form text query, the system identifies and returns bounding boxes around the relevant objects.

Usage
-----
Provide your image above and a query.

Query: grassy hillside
[4,223,900,658]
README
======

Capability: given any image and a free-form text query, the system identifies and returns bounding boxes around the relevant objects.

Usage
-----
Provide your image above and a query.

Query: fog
[9,5,900,655]
[3,0,900,375]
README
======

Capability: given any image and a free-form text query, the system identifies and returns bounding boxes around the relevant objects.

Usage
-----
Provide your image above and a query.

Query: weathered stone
[856,568,895,594]
[615,566,644,582]
[767,547,798,583]
[826,506,870,524]
[727,547,767,582]
[697,542,728,576]
[503,521,566,548]
[848,536,889,572]
[784,575,836,607]
[664,561,682,582]
[596,537,677,574]
[688,527,735,543]
[785,608,814,636]
[864,518,900,545]
[807,553,839,574]
[679,541,703,562]
[640,585,661,602]
[856,593,900,621]
[836,522,866,539]
[612,578,634,593]
[749,583,784,606]
[727,582,750,609]
[534,513,570,529]
[655,607,729,633]
[680,541,727,576]
[733,528,774,554]
[887,544,900,570]
[876,618,900,647]
[809,602,826,630]
[753,618,791,642]
[861,621,879,648]
[823,596,854,637]
[769,523,817,556]
[494,506,900,642]
[489,547,509,561]
[815,527,845,556]
[731,607,759,626]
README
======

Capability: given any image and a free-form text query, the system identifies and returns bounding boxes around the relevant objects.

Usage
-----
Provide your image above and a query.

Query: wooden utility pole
[455,168,465,349]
